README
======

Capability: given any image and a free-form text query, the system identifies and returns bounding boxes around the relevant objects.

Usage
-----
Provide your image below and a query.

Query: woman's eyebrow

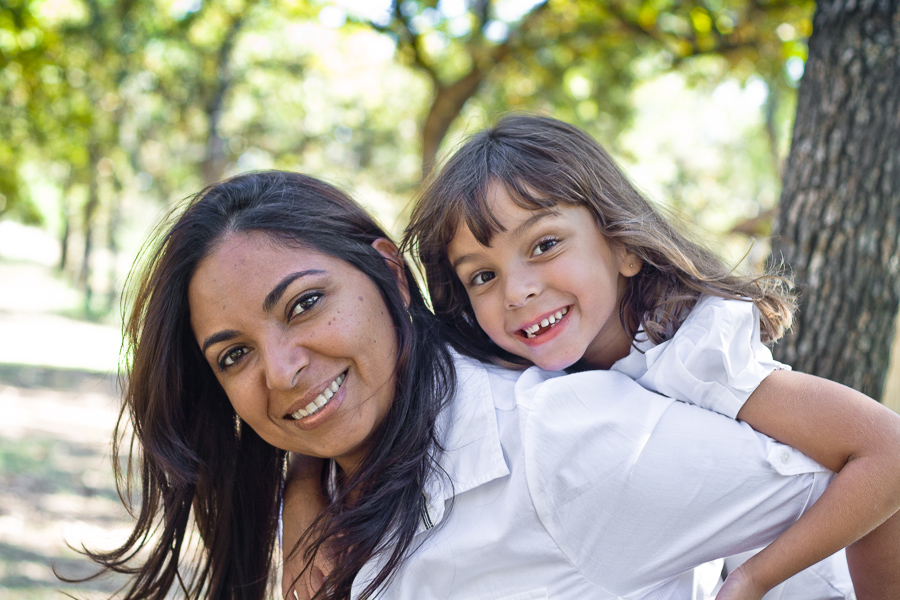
[263,269,326,313]
[201,330,240,355]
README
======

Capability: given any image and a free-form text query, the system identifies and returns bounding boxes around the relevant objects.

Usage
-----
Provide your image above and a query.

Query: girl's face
[188,231,401,474]
[446,183,641,371]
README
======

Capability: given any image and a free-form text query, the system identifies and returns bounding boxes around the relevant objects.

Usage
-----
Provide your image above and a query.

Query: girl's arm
[727,369,900,599]
[282,454,330,600]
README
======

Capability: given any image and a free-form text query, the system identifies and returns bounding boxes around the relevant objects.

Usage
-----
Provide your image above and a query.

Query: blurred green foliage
[0,0,814,314]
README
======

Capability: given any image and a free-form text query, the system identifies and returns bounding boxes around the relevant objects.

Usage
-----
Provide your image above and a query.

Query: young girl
[402,113,900,599]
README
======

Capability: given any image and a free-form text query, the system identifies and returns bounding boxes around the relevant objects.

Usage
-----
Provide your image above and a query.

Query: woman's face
[188,231,400,474]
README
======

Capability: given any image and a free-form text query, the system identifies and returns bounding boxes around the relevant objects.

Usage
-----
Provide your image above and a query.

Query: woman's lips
[287,371,347,420]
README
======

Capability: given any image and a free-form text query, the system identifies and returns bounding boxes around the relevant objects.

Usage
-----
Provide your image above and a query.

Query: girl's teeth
[523,307,569,338]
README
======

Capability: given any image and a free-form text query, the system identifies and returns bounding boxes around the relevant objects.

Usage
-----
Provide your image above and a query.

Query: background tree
[771,0,900,400]
[0,0,819,324]
[362,0,813,178]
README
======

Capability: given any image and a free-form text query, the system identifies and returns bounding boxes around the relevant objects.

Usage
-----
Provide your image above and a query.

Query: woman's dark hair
[403,113,796,367]
[77,171,455,599]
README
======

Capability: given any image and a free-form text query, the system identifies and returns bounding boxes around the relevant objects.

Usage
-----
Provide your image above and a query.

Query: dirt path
[0,372,131,599]
[0,228,132,599]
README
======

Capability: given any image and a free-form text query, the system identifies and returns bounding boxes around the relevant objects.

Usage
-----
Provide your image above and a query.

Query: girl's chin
[529,353,580,373]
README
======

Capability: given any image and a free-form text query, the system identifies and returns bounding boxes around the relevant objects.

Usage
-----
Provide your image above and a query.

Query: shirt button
[780,450,791,464]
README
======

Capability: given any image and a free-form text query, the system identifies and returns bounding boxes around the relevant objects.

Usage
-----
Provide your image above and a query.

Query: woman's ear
[371,238,411,308]
[619,250,643,278]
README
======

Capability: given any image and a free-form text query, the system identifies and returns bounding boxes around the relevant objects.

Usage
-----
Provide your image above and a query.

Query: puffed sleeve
[611,295,789,419]
[517,368,831,598]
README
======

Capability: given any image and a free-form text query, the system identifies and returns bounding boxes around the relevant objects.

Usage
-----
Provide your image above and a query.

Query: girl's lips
[517,307,571,347]
[519,307,570,338]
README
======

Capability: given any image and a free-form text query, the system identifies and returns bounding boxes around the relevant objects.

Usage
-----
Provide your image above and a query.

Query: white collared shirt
[612,295,854,599]
[612,295,789,420]
[352,353,833,599]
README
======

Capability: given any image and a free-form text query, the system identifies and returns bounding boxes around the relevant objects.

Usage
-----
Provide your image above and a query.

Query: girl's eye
[220,346,249,370]
[291,292,322,317]
[533,237,559,256]
[471,271,496,286]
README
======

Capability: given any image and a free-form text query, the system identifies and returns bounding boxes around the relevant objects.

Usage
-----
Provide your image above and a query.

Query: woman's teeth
[523,307,568,338]
[290,372,346,419]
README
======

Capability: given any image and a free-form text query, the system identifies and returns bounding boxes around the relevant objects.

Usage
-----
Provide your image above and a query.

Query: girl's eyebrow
[511,207,559,238]
[262,269,326,313]
[451,208,560,271]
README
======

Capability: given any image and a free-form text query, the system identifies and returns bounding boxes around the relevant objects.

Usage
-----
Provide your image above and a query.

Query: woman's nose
[263,340,309,391]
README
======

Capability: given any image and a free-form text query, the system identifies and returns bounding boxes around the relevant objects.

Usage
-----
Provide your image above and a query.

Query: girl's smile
[446,183,641,371]
[188,231,400,473]
[519,306,570,339]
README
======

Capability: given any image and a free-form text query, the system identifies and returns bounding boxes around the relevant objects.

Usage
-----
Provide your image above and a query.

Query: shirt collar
[420,353,510,532]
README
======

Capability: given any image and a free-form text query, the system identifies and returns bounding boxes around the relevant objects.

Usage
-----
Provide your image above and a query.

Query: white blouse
[612,295,788,419]
[351,353,835,599]
[611,295,853,599]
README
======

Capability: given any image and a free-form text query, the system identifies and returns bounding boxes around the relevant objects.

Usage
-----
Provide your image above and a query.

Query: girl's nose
[505,275,541,309]
[263,341,310,391]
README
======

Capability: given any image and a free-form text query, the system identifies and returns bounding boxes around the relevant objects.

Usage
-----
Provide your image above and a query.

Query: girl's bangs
[455,177,558,248]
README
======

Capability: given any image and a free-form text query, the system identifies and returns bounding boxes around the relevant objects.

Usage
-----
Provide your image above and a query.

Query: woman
[87,171,900,599]
[85,171,455,599]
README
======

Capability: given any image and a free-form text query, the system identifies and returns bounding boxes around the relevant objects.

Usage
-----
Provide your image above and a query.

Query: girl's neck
[569,325,634,372]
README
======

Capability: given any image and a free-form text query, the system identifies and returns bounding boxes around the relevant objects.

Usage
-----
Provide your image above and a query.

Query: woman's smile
[188,231,399,473]
[286,371,347,420]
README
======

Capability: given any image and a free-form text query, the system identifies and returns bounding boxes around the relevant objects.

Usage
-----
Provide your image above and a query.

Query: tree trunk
[771,0,900,399]
[58,187,72,272]
[421,69,485,178]
[106,174,123,312]
[201,14,246,185]
[80,145,101,312]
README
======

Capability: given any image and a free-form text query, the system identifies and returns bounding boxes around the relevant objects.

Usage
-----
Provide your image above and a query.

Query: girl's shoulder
[612,294,790,419]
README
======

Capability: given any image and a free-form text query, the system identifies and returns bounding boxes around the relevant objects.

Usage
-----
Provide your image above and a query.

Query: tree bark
[421,69,486,178]
[201,13,246,185]
[80,143,101,311]
[771,0,900,399]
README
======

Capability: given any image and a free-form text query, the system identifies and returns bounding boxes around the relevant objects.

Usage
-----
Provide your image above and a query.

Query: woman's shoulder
[448,347,661,415]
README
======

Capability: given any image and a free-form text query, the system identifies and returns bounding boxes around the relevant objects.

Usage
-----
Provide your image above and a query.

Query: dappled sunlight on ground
[1,229,132,598]
[0,380,132,599]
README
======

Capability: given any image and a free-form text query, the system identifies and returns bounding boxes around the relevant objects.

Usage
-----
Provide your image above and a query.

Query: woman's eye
[291,292,322,317]
[220,346,249,370]
[471,271,496,286]
[533,238,559,256]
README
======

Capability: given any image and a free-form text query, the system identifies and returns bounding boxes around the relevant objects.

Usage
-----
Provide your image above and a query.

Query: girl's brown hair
[403,113,795,368]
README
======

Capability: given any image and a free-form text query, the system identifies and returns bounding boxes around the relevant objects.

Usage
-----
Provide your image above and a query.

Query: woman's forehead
[191,233,341,300]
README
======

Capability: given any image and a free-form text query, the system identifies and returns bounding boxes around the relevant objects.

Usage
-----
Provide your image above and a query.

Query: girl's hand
[715,564,767,600]
[282,453,330,600]
[284,549,331,600]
